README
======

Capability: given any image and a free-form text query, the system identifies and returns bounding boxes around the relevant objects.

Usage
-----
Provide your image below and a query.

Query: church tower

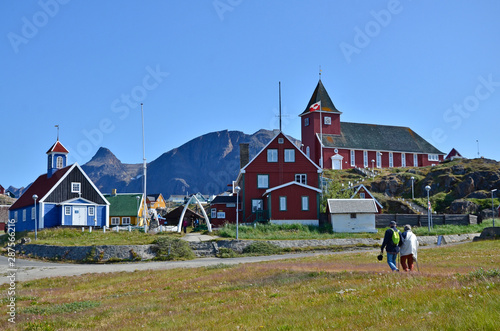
[46,140,69,178]
[299,79,342,167]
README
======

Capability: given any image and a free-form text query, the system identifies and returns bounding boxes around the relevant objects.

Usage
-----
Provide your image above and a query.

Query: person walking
[400,224,418,272]
[182,219,188,234]
[380,221,402,272]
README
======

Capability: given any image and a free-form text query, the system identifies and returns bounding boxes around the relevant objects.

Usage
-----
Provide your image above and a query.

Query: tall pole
[425,186,431,232]
[141,103,148,228]
[235,186,240,240]
[32,194,38,240]
[411,176,415,200]
[279,81,281,132]
[492,189,497,227]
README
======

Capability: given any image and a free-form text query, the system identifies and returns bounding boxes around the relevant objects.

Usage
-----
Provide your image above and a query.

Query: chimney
[112,189,117,196]
[239,143,249,169]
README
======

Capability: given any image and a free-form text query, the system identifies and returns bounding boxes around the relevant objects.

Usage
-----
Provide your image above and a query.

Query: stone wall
[16,234,479,261]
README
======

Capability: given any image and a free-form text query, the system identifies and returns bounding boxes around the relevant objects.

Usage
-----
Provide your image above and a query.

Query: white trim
[350,184,383,210]
[39,163,110,206]
[71,182,81,193]
[350,150,355,167]
[236,132,322,184]
[331,153,343,170]
[401,153,406,167]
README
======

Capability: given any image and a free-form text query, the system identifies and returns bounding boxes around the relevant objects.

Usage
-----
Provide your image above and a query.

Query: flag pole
[279,81,282,132]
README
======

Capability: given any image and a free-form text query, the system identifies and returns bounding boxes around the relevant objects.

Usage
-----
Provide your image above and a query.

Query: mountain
[82,129,300,197]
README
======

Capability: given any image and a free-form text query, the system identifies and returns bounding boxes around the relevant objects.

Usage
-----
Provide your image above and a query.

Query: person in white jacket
[400,224,418,271]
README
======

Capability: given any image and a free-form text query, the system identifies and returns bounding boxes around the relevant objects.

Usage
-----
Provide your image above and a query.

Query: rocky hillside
[326,158,500,217]
[82,129,299,196]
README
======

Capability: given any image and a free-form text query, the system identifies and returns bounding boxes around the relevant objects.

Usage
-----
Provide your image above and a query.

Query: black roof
[300,79,341,115]
[322,122,444,154]
[211,196,236,204]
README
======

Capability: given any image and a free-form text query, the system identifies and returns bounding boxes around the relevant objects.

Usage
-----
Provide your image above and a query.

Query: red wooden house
[350,184,383,213]
[235,132,322,225]
[300,79,446,170]
[209,195,238,227]
[0,184,5,195]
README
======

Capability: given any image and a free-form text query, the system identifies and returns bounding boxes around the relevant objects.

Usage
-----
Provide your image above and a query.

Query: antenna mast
[279,81,282,132]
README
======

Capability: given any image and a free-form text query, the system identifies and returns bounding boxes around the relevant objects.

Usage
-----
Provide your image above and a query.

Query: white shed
[327,199,378,233]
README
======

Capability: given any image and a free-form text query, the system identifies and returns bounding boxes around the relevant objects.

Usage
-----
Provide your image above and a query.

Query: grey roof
[327,199,378,214]
[211,196,237,204]
[321,122,444,154]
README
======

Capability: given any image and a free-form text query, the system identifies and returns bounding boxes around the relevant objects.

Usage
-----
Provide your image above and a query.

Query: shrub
[153,237,195,261]
[217,248,237,258]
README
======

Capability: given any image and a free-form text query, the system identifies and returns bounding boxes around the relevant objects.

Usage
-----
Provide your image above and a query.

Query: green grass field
[2,240,499,330]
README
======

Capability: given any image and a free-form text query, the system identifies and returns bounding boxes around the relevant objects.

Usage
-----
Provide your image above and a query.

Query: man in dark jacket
[380,221,403,271]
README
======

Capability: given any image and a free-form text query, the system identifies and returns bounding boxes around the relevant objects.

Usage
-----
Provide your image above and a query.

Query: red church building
[300,80,445,170]
[235,132,322,226]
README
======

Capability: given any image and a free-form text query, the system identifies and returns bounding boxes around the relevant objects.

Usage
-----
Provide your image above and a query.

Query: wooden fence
[375,214,477,228]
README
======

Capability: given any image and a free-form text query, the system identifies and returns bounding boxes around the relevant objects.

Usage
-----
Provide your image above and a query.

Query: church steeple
[46,139,69,178]
[300,79,341,116]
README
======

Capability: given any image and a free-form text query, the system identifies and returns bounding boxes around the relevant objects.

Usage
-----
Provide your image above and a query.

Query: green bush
[153,237,195,261]
[217,247,237,258]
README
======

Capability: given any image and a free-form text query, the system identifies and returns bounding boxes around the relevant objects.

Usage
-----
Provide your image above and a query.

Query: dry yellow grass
[2,240,499,330]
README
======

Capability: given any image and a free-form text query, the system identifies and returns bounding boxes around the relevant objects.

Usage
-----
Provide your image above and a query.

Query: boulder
[466,191,489,199]
[449,199,479,214]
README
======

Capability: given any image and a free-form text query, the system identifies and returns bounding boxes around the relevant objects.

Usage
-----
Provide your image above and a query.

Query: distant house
[445,148,465,161]
[163,205,204,226]
[326,199,378,233]
[147,193,166,210]
[235,131,323,226]
[5,190,16,198]
[209,195,238,227]
[350,184,383,213]
[300,79,446,170]
[104,192,144,226]
[9,140,110,232]
[0,185,5,195]
[167,195,187,205]
[0,205,9,231]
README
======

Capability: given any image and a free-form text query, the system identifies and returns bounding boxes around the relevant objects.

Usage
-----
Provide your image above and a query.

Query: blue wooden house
[8,140,110,232]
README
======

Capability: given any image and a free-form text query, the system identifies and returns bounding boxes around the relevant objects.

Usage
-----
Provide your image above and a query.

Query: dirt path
[1,249,378,285]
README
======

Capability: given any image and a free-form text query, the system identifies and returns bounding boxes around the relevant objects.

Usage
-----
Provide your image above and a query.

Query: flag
[309,101,321,112]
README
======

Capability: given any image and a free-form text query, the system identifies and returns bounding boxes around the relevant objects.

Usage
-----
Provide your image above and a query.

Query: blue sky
[1,0,499,188]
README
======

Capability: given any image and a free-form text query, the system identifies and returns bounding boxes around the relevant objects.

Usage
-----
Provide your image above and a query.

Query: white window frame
[23,209,26,222]
[267,149,278,162]
[360,193,366,199]
[14,211,18,222]
[279,196,287,211]
[122,217,131,225]
[350,150,355,167]
[363,150,368,168]
[324,116,331,125]
[376,152,382,168]
[301,196,309,211]
[304,118,309,126]
[278,138,284,144]
[56,156,63,169]
[88,206,95,216]
[257,175,269,189]
[31,207,35,220]
[414,154,418,167]
[71,182,81,193]
[401,153,406,167]
[111,217,120,225]
[65,206,71,215]
[284,149,295,162]
[217,211,226,219]
[389,152,394,168]
[306,146,310,158]
[428,154,439,161]
[211,208,217,218]
[295,174,307,185]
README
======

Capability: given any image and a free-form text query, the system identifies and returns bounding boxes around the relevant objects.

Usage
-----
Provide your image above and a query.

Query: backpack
[391,229,400,245]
